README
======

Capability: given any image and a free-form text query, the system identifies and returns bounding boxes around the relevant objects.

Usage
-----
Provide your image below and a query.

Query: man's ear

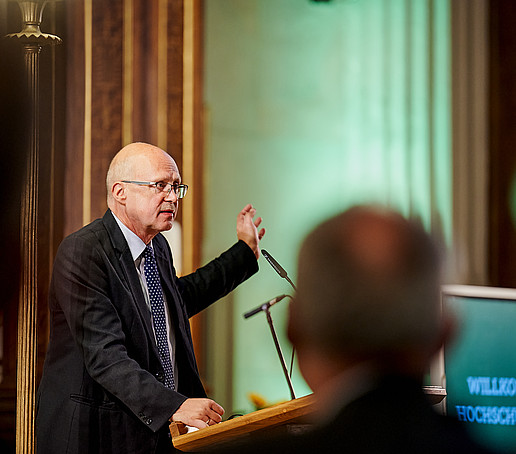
[111,182,126,204]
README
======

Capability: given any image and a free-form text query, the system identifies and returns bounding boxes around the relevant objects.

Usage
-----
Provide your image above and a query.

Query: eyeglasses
[122,180,188,199]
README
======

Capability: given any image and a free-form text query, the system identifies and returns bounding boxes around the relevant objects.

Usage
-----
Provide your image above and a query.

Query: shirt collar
[111,211,148,262]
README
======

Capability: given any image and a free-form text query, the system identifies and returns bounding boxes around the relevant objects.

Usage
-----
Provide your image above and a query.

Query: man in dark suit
[36,142,265,453]
[215,206,495,453]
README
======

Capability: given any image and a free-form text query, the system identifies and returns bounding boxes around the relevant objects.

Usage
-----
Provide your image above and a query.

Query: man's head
[288,205,447,387]
[106,142,183,243]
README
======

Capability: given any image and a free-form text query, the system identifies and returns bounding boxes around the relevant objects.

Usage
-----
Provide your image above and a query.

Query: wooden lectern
[169,394,316,452]
[168,386,446,452]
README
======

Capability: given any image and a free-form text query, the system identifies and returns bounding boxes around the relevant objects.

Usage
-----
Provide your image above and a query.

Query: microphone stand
[264,306,296,400]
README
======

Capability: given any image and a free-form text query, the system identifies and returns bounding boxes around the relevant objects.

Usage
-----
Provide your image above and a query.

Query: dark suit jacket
[210,376,497,454]
[36,210,258,454]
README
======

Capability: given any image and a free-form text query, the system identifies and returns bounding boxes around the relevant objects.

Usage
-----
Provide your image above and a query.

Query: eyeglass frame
[121,180,188,198]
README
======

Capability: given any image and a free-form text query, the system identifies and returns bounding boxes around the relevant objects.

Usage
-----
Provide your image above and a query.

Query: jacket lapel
[101,210,157,351]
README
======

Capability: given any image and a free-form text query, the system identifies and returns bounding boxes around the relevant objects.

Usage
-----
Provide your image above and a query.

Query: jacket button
[155,371,164,382]
[146,418,152,425]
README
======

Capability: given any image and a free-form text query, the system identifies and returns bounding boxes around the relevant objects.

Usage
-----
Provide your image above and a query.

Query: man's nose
[164,188,178,202]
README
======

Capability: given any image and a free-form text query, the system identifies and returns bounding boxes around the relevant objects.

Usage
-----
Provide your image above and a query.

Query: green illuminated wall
[202,0,451,415]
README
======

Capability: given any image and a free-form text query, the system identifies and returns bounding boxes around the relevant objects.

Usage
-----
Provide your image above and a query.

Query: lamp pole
[5,2,60,453]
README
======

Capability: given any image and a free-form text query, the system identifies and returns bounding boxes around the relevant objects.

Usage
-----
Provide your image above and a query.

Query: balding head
[106,142,176,207]
[289,206,443,364]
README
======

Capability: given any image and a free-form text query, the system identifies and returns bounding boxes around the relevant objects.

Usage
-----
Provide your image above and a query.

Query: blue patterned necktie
[143,244,175,390]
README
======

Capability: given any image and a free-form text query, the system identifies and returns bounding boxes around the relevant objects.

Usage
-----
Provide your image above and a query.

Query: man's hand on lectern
[171,398,225,429]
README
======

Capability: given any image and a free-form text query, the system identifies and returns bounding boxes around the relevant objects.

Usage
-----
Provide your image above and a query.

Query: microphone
[261,249,297,291]
[243,293,296,400]
[243,294,288,319]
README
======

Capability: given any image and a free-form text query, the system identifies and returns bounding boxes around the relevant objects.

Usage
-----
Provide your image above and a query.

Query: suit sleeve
[176,240,259,317]
[51,232,186,432]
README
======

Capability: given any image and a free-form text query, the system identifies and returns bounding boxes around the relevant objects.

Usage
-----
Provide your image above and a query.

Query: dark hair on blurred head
[292,205,443,357]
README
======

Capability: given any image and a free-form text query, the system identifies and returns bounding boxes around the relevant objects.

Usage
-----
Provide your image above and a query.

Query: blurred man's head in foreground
[288,205,450,389]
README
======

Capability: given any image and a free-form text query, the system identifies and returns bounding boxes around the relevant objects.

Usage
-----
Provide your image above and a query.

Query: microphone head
[261,249,288,278]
